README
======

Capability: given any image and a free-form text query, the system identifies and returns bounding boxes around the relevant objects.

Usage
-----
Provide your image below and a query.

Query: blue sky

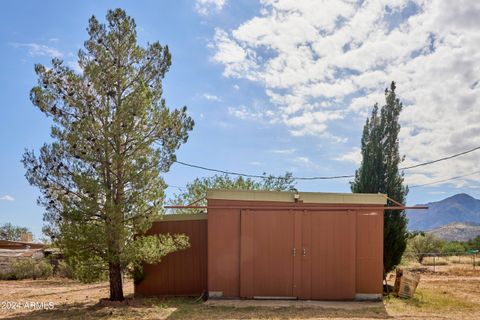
[1,0,479,238]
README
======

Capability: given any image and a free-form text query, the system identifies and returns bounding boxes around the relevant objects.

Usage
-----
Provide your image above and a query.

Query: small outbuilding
[0,239,45,274]
[135,190,390,300]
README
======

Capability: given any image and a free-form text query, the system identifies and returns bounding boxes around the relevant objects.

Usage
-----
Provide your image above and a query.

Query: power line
[409,170,480,188]
[166,170,480,191]
[174,145,480,181]
[166,184,185,190]
[174,160,354,180]
[400,146,480,170]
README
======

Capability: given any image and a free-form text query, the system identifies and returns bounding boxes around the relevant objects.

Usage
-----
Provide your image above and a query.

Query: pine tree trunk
[108,262,124,301]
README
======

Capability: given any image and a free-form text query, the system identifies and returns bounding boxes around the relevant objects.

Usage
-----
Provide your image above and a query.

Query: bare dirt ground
[0,266,479,319]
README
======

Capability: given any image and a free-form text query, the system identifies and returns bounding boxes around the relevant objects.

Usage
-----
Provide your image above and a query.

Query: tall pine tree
[22,9,194,301]
[351,81,408,274]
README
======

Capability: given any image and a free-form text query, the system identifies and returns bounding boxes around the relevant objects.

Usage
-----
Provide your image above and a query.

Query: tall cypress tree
[22,9,194,301]
[351,81,408,274]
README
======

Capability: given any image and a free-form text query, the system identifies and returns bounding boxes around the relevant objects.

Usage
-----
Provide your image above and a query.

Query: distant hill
[427,222,480,241]
[407,193,480,231]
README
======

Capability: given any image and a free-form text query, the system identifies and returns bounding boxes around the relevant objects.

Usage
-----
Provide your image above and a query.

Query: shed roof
[0,240,45,250]
[206,189,387,205]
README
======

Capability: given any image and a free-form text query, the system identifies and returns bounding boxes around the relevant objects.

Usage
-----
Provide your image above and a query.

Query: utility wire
[174,160,353,180]
[166,171,480,190]
[174,145,480,181]
[409,170,480,188]
[399,146,480,170]
[166,184,185,190]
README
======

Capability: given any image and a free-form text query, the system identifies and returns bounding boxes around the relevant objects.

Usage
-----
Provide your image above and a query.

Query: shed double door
[240,210,356,300]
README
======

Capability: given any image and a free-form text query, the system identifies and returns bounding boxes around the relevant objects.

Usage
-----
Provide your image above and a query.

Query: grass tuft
[386,287,477,313]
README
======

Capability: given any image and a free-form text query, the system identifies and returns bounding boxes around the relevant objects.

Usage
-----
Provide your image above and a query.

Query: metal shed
[207,190,386,300]
[135,190,397,300]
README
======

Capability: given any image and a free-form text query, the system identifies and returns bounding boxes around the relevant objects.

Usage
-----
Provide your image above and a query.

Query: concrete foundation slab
[205,299,383,310]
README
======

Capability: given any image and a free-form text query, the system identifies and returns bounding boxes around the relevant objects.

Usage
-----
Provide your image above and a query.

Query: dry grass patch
[448,267,480,277]
[1,271,480,319]
[162,301,388,320]
[1,296,389,320]
[386,287,476,313]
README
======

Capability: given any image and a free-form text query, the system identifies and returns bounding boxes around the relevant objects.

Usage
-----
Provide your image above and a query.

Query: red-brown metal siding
[355,209,384,294]
[304,210,357,300]
[134,218,207,296]
[208,199,385,299]
[240,210,296,298]
[207,206,241,297]
[139,198,384,299]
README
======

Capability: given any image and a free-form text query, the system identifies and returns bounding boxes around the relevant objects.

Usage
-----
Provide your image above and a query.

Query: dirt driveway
[0,268,479,319]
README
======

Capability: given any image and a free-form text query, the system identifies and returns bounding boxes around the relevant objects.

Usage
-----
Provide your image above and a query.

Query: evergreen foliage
[0,223,30,241]
[351,81,408,273]
[22,9,193,300]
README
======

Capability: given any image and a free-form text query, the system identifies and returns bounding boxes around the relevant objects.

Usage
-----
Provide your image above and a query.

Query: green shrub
[0,270,13,280]
[55,260,74,278]
[131,265,145,285]
[441,242,466,255]
[4,258,53,280]
[33,259,53,279]
[9,259,34,279]
[406,234,444,263]
[67,256,108,283]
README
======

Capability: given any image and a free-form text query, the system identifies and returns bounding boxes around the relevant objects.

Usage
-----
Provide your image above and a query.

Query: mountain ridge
[427,221,480,241]
[407,193,480,232]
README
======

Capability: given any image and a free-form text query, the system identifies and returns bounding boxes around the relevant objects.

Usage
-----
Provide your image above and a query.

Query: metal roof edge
[206,189,387,205]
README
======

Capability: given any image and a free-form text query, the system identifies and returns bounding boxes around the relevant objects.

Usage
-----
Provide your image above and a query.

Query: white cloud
[212,29,257,77]
[195,0,227,15]
[228,105,254,120]
[228,101,277,123]
[271,148,296,154]
[284,110,344,137]
[428,191,446,195]
[291,155,322,170]
[0,195,15,201]
[203,93,221,101]
[212,0,480,187]
[10,42,63,58]
[293,156,311,164]
[334,147,361,165]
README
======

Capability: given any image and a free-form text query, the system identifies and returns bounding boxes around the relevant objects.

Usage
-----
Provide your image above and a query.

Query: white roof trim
[206,189,387,205]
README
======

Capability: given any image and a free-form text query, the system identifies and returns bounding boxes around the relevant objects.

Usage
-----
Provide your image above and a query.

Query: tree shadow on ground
[20,283,109,300]
[2,297,392,320]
